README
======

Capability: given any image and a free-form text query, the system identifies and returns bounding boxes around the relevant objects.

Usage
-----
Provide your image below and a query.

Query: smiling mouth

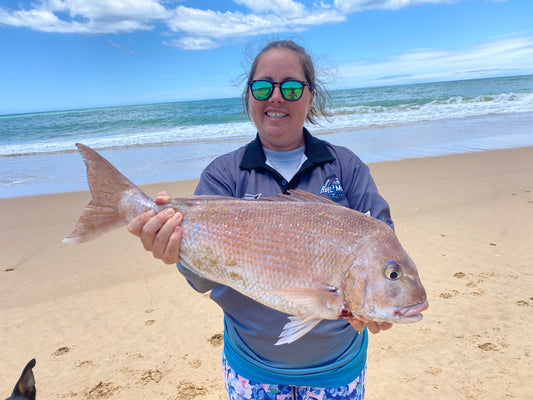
[266,111,287,118]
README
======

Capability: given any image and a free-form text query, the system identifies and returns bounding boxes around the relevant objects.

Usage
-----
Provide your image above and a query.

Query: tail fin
[63,143,153,244]
[8,359,36,400]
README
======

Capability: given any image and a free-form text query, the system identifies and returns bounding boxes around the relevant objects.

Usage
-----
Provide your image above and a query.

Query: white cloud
[0,0,170,33]
[47,0,169,20]
[163,36,220,50]
[333,0,449,13]
[166,7,253,38]
[106,37,136,53]
[164,5,344,40]
[0,7,85,33]
[0,0,520,61]
[0,0,344,47]
[233,0,306,16]
[337,36,533,86]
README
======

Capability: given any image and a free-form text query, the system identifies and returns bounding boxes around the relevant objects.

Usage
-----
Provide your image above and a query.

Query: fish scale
[164,199,384,322]
[64,143,428,344]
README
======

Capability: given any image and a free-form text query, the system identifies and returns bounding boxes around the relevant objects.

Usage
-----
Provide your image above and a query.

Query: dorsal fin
[10,358,36,400]
[185,189,337,205]
[263,189,337,205]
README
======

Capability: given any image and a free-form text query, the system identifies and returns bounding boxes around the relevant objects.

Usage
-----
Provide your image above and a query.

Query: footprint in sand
[52,346,71,356]
[177,381,208,400]
[457,382,483,400]
[139,369,162,384]
[76,360,93,368]
[87,381,120,399]
[208,333,224,347]
[478,342,500,352]
[188,359,202,369]
[439,290,459,299]
[126,352,144,359]
[425,366,442,375]
[452,271,497,296]
[516,298,533,307]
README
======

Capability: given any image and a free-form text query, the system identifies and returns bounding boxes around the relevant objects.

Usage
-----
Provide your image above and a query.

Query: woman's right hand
[127,191,183,264]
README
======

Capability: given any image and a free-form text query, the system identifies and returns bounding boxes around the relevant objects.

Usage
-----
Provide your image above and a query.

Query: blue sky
[1,0,532,114]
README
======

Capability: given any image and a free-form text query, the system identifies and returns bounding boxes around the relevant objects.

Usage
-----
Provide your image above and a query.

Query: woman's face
[249,48,314,151]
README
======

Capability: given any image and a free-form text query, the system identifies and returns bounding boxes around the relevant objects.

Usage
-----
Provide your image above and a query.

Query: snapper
[65,143,428,344]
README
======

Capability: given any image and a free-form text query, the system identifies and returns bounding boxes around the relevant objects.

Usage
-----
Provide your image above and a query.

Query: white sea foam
[1,78,532,157]
[1,75,532,197]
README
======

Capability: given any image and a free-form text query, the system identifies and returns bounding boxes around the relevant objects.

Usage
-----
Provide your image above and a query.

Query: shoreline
[2,111,533,199]
[3,143,531,201]
[1,146,533,399]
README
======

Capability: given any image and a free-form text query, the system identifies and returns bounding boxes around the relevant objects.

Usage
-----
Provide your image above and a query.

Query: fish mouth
[394,300,429,322]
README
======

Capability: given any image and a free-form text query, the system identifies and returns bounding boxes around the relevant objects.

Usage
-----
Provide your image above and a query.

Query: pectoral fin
[263,286,345,345]
[264,286,344,316]
[276,316,322,345]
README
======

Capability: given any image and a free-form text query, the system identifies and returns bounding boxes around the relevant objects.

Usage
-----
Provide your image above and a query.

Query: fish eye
[384,261,402,281]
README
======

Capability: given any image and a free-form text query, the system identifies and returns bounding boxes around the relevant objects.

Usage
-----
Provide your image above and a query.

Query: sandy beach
[1,147,532,399]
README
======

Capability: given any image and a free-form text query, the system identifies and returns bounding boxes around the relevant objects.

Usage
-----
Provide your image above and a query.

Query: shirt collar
[240,127,335,170]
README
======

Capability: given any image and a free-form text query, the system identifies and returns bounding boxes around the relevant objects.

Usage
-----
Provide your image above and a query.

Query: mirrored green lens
[281,81,303,101]
[251,81,273,100]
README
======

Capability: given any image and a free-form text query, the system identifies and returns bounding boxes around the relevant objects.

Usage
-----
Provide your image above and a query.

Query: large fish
[65,144,428,345]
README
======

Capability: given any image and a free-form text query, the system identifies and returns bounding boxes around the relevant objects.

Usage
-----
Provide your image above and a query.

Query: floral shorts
[222,355,366,400]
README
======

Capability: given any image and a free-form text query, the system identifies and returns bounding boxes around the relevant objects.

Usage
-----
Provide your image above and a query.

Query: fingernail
[165,208,175,216]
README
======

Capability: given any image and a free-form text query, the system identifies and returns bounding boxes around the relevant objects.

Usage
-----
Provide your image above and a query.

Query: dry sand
[1,147,532,399]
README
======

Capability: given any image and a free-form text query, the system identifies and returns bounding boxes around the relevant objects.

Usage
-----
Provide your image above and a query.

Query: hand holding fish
[348,317,393,334]
[127,192,183,265]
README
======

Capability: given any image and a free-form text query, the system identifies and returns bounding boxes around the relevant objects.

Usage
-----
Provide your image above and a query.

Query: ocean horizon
[1,74,532,199]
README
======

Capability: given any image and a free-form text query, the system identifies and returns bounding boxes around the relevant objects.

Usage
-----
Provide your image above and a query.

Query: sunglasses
[248,80,308,101]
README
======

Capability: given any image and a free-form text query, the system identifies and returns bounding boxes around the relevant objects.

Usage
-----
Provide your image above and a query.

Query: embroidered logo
[319,177,345,201]
[244,193,262,200]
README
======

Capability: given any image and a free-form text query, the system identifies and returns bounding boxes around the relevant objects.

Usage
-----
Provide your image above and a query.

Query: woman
[128,40,392,400]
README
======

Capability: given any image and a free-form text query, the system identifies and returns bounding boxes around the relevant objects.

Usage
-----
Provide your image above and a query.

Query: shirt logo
[244,193,262,200]
[319,177,345,201]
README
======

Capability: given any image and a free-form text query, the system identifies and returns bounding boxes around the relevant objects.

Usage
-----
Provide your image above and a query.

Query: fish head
[343,232,428,324]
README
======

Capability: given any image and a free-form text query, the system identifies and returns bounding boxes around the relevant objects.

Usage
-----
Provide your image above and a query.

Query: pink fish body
[65,143,428,344]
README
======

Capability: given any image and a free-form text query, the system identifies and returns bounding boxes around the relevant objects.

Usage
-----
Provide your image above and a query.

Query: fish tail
[63,143,154,244]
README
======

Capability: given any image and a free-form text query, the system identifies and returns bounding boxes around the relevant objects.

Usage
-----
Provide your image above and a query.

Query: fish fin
[262,189,337,205]
[287,189,338,204]
[10,358,36,400]
[63,143,153,244]
[276,316,322,345]
[265,286,344,313]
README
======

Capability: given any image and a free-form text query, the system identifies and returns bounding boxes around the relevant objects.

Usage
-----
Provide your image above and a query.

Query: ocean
[1,74,532,198]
